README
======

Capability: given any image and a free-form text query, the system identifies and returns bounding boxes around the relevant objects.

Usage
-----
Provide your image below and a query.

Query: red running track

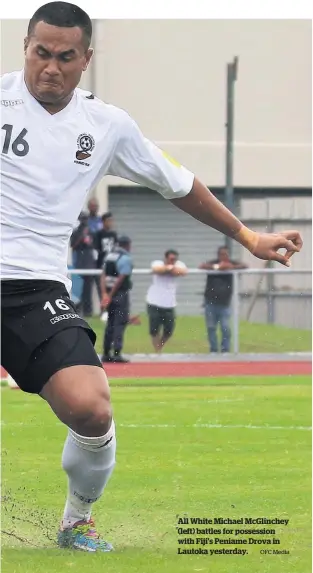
[99,361,312,378]
[3,361,310,380]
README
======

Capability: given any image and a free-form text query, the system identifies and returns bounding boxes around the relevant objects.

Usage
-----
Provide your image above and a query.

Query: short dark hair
[118,235,131,247]
[102,212,113,222]
[28,2,92,49]
[165,249,179,258]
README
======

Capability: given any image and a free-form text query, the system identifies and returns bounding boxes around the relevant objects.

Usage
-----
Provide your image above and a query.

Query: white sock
[61,420,116,529]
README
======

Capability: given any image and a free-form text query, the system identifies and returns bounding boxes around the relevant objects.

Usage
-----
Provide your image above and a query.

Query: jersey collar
[21,69,78,122]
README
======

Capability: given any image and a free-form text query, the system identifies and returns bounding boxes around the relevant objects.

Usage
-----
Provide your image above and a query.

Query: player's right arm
[108,111,303,266]
[199,261,215,270]
[151,261,173,275]
[170,261,188,276]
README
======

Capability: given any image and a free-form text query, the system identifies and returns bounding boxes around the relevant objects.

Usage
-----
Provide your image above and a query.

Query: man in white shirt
[147,250,187,351]
[0,1,303,554]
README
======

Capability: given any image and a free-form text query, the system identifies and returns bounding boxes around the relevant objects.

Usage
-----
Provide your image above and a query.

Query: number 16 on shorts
[43,299,71,315]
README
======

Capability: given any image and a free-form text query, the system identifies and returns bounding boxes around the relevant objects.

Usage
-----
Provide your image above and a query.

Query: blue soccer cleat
[57,519,113,552]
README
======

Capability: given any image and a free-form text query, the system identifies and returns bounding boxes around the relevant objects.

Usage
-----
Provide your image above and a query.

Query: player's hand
[218,261,233,271]
[253,230,303,266]
[129,315,141,326]
[101,294,111,309]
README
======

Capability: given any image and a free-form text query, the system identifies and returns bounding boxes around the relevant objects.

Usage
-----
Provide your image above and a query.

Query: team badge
[76,133,95,161]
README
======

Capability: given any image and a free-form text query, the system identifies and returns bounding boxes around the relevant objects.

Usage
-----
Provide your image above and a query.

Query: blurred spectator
[199,245,247,353]
[68,264,83,308]
[100,236,135,363]
[87,197,103,236]
[70,212,97,317]
[95,212,118,269]
[146,250,188,352]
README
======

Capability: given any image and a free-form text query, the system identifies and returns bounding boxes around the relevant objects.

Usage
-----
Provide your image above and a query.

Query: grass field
[1,375,311,573]
[88,315,312,355]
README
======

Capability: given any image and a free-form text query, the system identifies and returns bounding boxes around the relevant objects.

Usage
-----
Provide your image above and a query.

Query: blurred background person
[199,245,247,353]
[146,250,188,352]
[100,236,134,363]
[87,197,103,236]
[95,212,118,269]
[86,197,103,309]
[70,212,97,317]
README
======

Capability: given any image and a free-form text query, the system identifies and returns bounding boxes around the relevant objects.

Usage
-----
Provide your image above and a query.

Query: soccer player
[1,1,303,553]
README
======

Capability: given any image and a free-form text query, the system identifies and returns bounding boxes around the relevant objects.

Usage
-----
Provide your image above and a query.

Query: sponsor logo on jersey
[50,312,81,325]
[1,99,24,107]
[75,133,95,165]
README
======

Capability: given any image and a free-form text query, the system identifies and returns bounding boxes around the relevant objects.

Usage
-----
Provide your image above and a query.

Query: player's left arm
[171,178,302,266]
[106,256,132,303]
[170,262,188,276]
[231,261,248,270]
[108,113,303,266]
[218,260,248,271]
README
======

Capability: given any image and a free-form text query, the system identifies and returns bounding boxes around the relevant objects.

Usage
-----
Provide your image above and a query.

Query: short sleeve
[175,260,187,270]
[116,254,132,275]
[151,260,163,270]
[108,111,194,200]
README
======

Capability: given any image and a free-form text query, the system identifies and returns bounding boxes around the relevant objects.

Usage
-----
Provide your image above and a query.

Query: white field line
[1,421,311,431]
[119,424,311,431]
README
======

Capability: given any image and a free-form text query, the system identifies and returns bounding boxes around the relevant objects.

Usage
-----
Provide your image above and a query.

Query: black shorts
[147,304,175,337]
[1,280,102,394]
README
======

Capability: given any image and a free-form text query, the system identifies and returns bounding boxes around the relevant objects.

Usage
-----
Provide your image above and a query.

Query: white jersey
[1,70,194,292]
[146,260,187,308]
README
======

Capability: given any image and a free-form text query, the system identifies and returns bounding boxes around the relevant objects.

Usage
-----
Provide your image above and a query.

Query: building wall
[2,19,312,193]
[93,19,312,189]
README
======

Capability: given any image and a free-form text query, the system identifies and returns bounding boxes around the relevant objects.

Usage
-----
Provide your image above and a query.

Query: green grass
[88,315,312,354]
[1,375,311,573]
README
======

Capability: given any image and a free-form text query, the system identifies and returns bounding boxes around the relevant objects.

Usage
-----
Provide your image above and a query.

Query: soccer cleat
[57,519,113,552]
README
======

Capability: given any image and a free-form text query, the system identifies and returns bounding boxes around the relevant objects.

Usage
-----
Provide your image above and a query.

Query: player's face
[88,199,99,216]
[166,254,178,265]
[218,248,229,262]
[24,21,92,106]
[104,217,113,230]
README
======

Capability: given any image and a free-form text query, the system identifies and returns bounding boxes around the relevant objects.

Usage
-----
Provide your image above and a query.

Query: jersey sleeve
[116,254,132,275]
[108,112,194,200]
[151,260,163,270]
[175,261,187,270]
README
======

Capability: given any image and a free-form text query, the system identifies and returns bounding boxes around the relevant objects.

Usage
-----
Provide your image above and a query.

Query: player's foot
[112,354,129,363]
[57,519,113,552]
[101,354,113,362]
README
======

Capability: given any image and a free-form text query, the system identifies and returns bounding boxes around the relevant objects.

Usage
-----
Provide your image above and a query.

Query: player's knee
[164,327,174,339]
[71,392,112,436]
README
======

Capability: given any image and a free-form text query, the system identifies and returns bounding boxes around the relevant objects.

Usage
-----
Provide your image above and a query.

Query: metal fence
[68,267,312,353]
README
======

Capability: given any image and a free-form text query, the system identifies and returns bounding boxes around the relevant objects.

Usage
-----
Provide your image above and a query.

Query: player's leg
[147,304,162,351]
[219,304,231,353]
[102,300,115,361]
[28,328,116,551]
[81,275,93,317]
[111,292,129,362]
[159,308,175,349]
[94,274,102,305]
[204,302,218,353]
[1,280,115,551]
